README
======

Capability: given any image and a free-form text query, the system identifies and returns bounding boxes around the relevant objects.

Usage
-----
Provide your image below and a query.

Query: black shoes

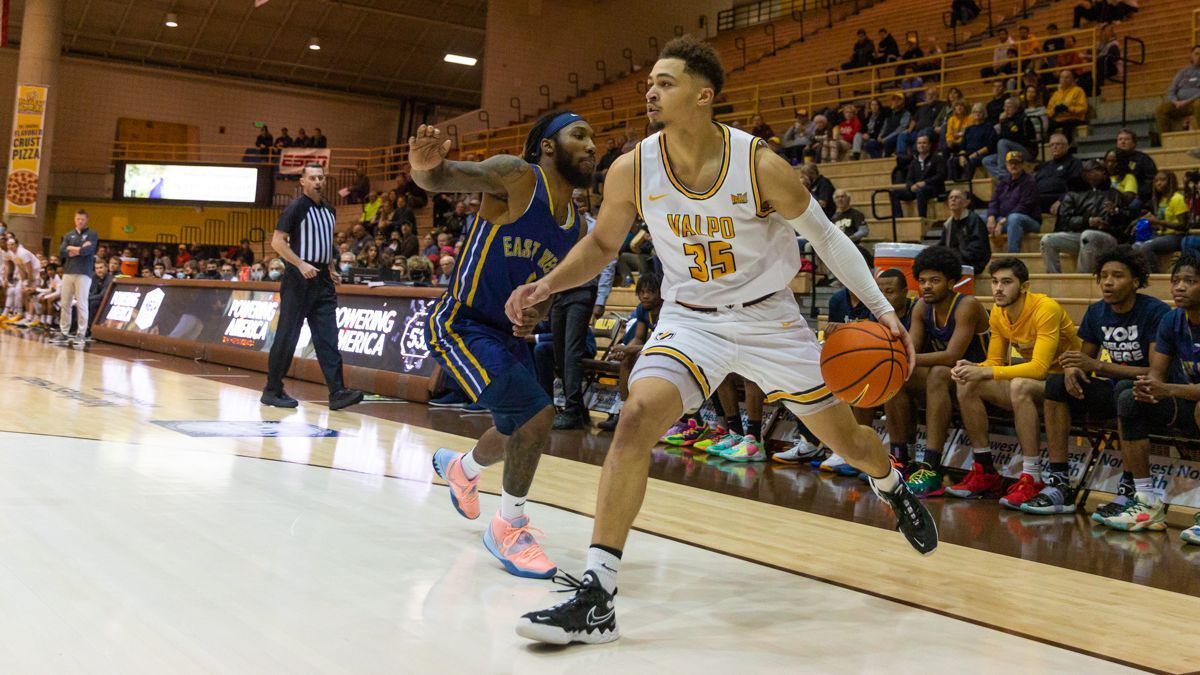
[329,388,364,411]
[260,390,299,408]
[872,470,939,556]
[552,410,586,430]
[516,571,620,645]
[597,414,619,432]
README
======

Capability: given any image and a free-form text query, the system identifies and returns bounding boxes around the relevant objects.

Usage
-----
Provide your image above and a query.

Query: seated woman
[948,103,996,182]
[1133,171,1190,272]
[942,100,972,155]
[1104,149,1139,205]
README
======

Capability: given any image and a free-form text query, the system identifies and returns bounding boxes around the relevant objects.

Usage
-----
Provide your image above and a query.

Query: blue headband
[541,112,582,141]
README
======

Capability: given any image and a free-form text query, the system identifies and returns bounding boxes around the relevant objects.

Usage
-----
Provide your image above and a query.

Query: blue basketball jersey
[434,165,580,331]
[926,293,989,363]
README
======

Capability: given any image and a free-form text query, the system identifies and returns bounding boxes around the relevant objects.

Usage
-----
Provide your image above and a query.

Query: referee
[262,163,362,411]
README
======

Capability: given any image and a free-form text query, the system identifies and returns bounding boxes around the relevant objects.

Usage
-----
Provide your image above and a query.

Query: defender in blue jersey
[1022,246,1169,516]
[1104,252,1200,534]
[886,246,991,496]
[409,112,596,578]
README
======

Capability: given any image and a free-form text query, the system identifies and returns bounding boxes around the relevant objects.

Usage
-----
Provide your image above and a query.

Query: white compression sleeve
[787,195,894,320]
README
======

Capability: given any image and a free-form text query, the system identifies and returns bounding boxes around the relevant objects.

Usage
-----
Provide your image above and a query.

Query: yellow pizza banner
[5,84,48,216]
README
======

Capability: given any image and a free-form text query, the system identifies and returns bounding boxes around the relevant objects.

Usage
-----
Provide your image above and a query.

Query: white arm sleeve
[788,195,894,319]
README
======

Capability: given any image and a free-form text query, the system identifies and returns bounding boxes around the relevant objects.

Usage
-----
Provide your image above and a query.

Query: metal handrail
[870,188,898,243]
[1119,35,1146,127]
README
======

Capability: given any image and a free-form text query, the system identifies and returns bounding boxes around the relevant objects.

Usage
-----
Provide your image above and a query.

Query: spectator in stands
[596,273,663,432]
[466,196,481,219]
[440,200,469,236]
[951,0,980,26]
[948,103,996,182]
[406,255,433,286]
[255,126,273,152]
[1114,129,1156,205]
[806,189,870,282]
[940,189,991,273]
[86,258,110,336]
[218,262,236,281]
[843,29,876,70]
[901,35,923,64]
[1015,25,1041,67]
[421,233,437,259]
[273,128,293,148]
[801,163,836,217]
[1155,45,1200,135]
[174,244,191,268]
[985,80,1008,124]
[1017,245,1167,516]
[312,128,327,148]
[1045,70,1088,142]
[859,100,890,159]
[196,259,219,280]
[1042,23,1065,56]
[942,100,971,155]
[874,93,910,158]
[1095,23,1123,93]
[981,29,1015,80]
[295,129,312,147]
[394,222,420,259]
[874,28,900,64]
[234,239,254,266]
[805,115,831,163]
[825,104,862,162]
[616,221,654,285]
[1022,85,1049,141]
[988,152,1043,253]
[749,114,774,141]
[336,251,356,279]
[898,66,925,104]
[594,137,623,192]
[436,255,456,285]
[248,262,265,281]
[933,87,963,141]
[900,86,945,156]
[152,262,172,279]
[1134,171,1191,271]
[1040,159,1132,273]
[983,97,1034,179]
[1073,0,1137,28]
[1034,133,1085,213]
[353,243,381,269]
[1099,253,1200,532]
[890,246,991,496]
[947,257,1081,503]
[360,192,381,226]
[1105,150,1138,203]
[890,134,945,218]
[390,195,416,235]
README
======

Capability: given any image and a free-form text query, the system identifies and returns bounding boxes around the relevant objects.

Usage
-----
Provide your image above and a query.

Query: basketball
[820,321,908,408]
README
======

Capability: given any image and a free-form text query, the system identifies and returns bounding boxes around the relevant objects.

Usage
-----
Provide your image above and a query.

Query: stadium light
[164,13,179,28]
[308,37,321,51]
[444,53,477,66]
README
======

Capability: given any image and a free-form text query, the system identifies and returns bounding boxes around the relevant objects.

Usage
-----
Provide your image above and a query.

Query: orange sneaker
[999,473,1045,511]
[483,512,558,579]
[432,448,480,520]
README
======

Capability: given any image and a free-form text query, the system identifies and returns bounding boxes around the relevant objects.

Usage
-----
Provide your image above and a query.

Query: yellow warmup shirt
[984,292,1081,380]
[1047,85,1088,122]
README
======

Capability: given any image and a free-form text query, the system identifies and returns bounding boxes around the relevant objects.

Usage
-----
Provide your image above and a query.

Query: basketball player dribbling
[505,37,938,645]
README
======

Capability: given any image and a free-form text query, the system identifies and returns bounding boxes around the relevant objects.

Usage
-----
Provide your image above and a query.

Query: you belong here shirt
[1078,294,1170,369]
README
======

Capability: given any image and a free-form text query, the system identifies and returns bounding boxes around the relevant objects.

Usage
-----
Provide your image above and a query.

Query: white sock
[500,489,526,521]
[459,450,483,480]
[1022,458,1041,481]
[587,546,621,594]
[1133,477,1154,497]
[871,467,901,493]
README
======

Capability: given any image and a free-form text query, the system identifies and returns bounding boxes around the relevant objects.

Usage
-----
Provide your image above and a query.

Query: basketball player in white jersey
[506,36,937,645]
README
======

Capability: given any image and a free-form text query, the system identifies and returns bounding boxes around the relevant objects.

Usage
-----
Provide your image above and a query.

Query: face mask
[223,273,236,281]
[250,270,264,281]
[339,262,352,274]
[268,269,282,281]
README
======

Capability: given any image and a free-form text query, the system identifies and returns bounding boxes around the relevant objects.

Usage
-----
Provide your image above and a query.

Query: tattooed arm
[407,124,534,200]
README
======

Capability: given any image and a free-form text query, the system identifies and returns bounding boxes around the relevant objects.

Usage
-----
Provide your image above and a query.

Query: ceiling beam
[316,0,485,34]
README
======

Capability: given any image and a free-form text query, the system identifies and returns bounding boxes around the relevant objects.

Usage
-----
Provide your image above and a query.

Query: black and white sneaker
[48,332,71,344]
[1020,474,1077,515]
[872,469,939,555]
[516,571,620,645]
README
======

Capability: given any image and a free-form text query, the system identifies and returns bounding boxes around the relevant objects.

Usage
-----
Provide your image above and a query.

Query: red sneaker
[944,463,1003,499]
[999,473,1045,510]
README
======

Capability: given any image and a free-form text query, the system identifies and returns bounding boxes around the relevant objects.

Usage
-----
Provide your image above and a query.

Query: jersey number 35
[683,241,737,282]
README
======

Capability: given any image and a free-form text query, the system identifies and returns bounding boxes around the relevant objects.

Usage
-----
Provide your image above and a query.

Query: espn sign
[278,148,332,175]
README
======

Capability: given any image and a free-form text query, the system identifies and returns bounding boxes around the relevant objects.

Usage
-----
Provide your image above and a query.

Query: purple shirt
[988,171,1041,222]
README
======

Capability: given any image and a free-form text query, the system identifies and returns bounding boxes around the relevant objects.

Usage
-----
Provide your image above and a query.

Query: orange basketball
[820,321,909,408]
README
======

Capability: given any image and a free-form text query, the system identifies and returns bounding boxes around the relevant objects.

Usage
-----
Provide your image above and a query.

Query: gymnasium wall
[480,0,733,127]
[47,200,272,245]
[0,49,402,199]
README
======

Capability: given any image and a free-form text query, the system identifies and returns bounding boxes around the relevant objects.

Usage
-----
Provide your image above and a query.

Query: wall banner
[5,84,48,216]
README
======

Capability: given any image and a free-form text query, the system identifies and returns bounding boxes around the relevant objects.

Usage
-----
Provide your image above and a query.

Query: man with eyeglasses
[1034,133,1085,214]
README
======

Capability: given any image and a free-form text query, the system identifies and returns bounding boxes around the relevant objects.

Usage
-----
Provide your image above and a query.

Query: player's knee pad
[1044,373,1068,403]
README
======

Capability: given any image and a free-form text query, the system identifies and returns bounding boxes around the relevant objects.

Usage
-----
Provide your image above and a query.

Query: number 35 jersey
[635,123,801,306]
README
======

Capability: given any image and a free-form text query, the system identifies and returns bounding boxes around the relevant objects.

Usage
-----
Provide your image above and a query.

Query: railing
[1119,35,1146,127]
[717,0,833,32]
[455,27,1099,159]
[870,188,898,243]
[1194,8,1199,47]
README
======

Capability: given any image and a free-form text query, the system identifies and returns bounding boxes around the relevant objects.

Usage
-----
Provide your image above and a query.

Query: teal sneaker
[704,431,744,456]
[720,435,767,462]
[1182,513,1200,546]
[905,464,945,498]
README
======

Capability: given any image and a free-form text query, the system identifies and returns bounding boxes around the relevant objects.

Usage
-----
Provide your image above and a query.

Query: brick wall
[481,0,732,126]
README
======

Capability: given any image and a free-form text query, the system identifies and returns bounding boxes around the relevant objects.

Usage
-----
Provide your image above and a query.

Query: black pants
[266,264,345,396]
[891,185,939,218]
[551,286,596,417]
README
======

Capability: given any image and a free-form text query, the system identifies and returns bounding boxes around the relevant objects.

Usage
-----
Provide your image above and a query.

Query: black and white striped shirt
[276,194,336,265]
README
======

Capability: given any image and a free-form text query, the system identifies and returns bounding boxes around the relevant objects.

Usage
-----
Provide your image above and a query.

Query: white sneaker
[772,437,825,464]
[819,452,849,472]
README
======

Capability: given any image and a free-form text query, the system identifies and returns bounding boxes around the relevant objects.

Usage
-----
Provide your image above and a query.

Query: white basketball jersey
[635,123,801,305]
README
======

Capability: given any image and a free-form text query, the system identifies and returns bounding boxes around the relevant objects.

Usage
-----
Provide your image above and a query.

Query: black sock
[746,419,762,439]
[890,442,910,464]
[923,449,942,470]
[591,543,623,559]
[1048,461,1069,480]
[973,449,996,472]
[725,415,744,436]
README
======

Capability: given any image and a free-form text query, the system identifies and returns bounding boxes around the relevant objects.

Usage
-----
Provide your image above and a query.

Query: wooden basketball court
[3,330,1198,673]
